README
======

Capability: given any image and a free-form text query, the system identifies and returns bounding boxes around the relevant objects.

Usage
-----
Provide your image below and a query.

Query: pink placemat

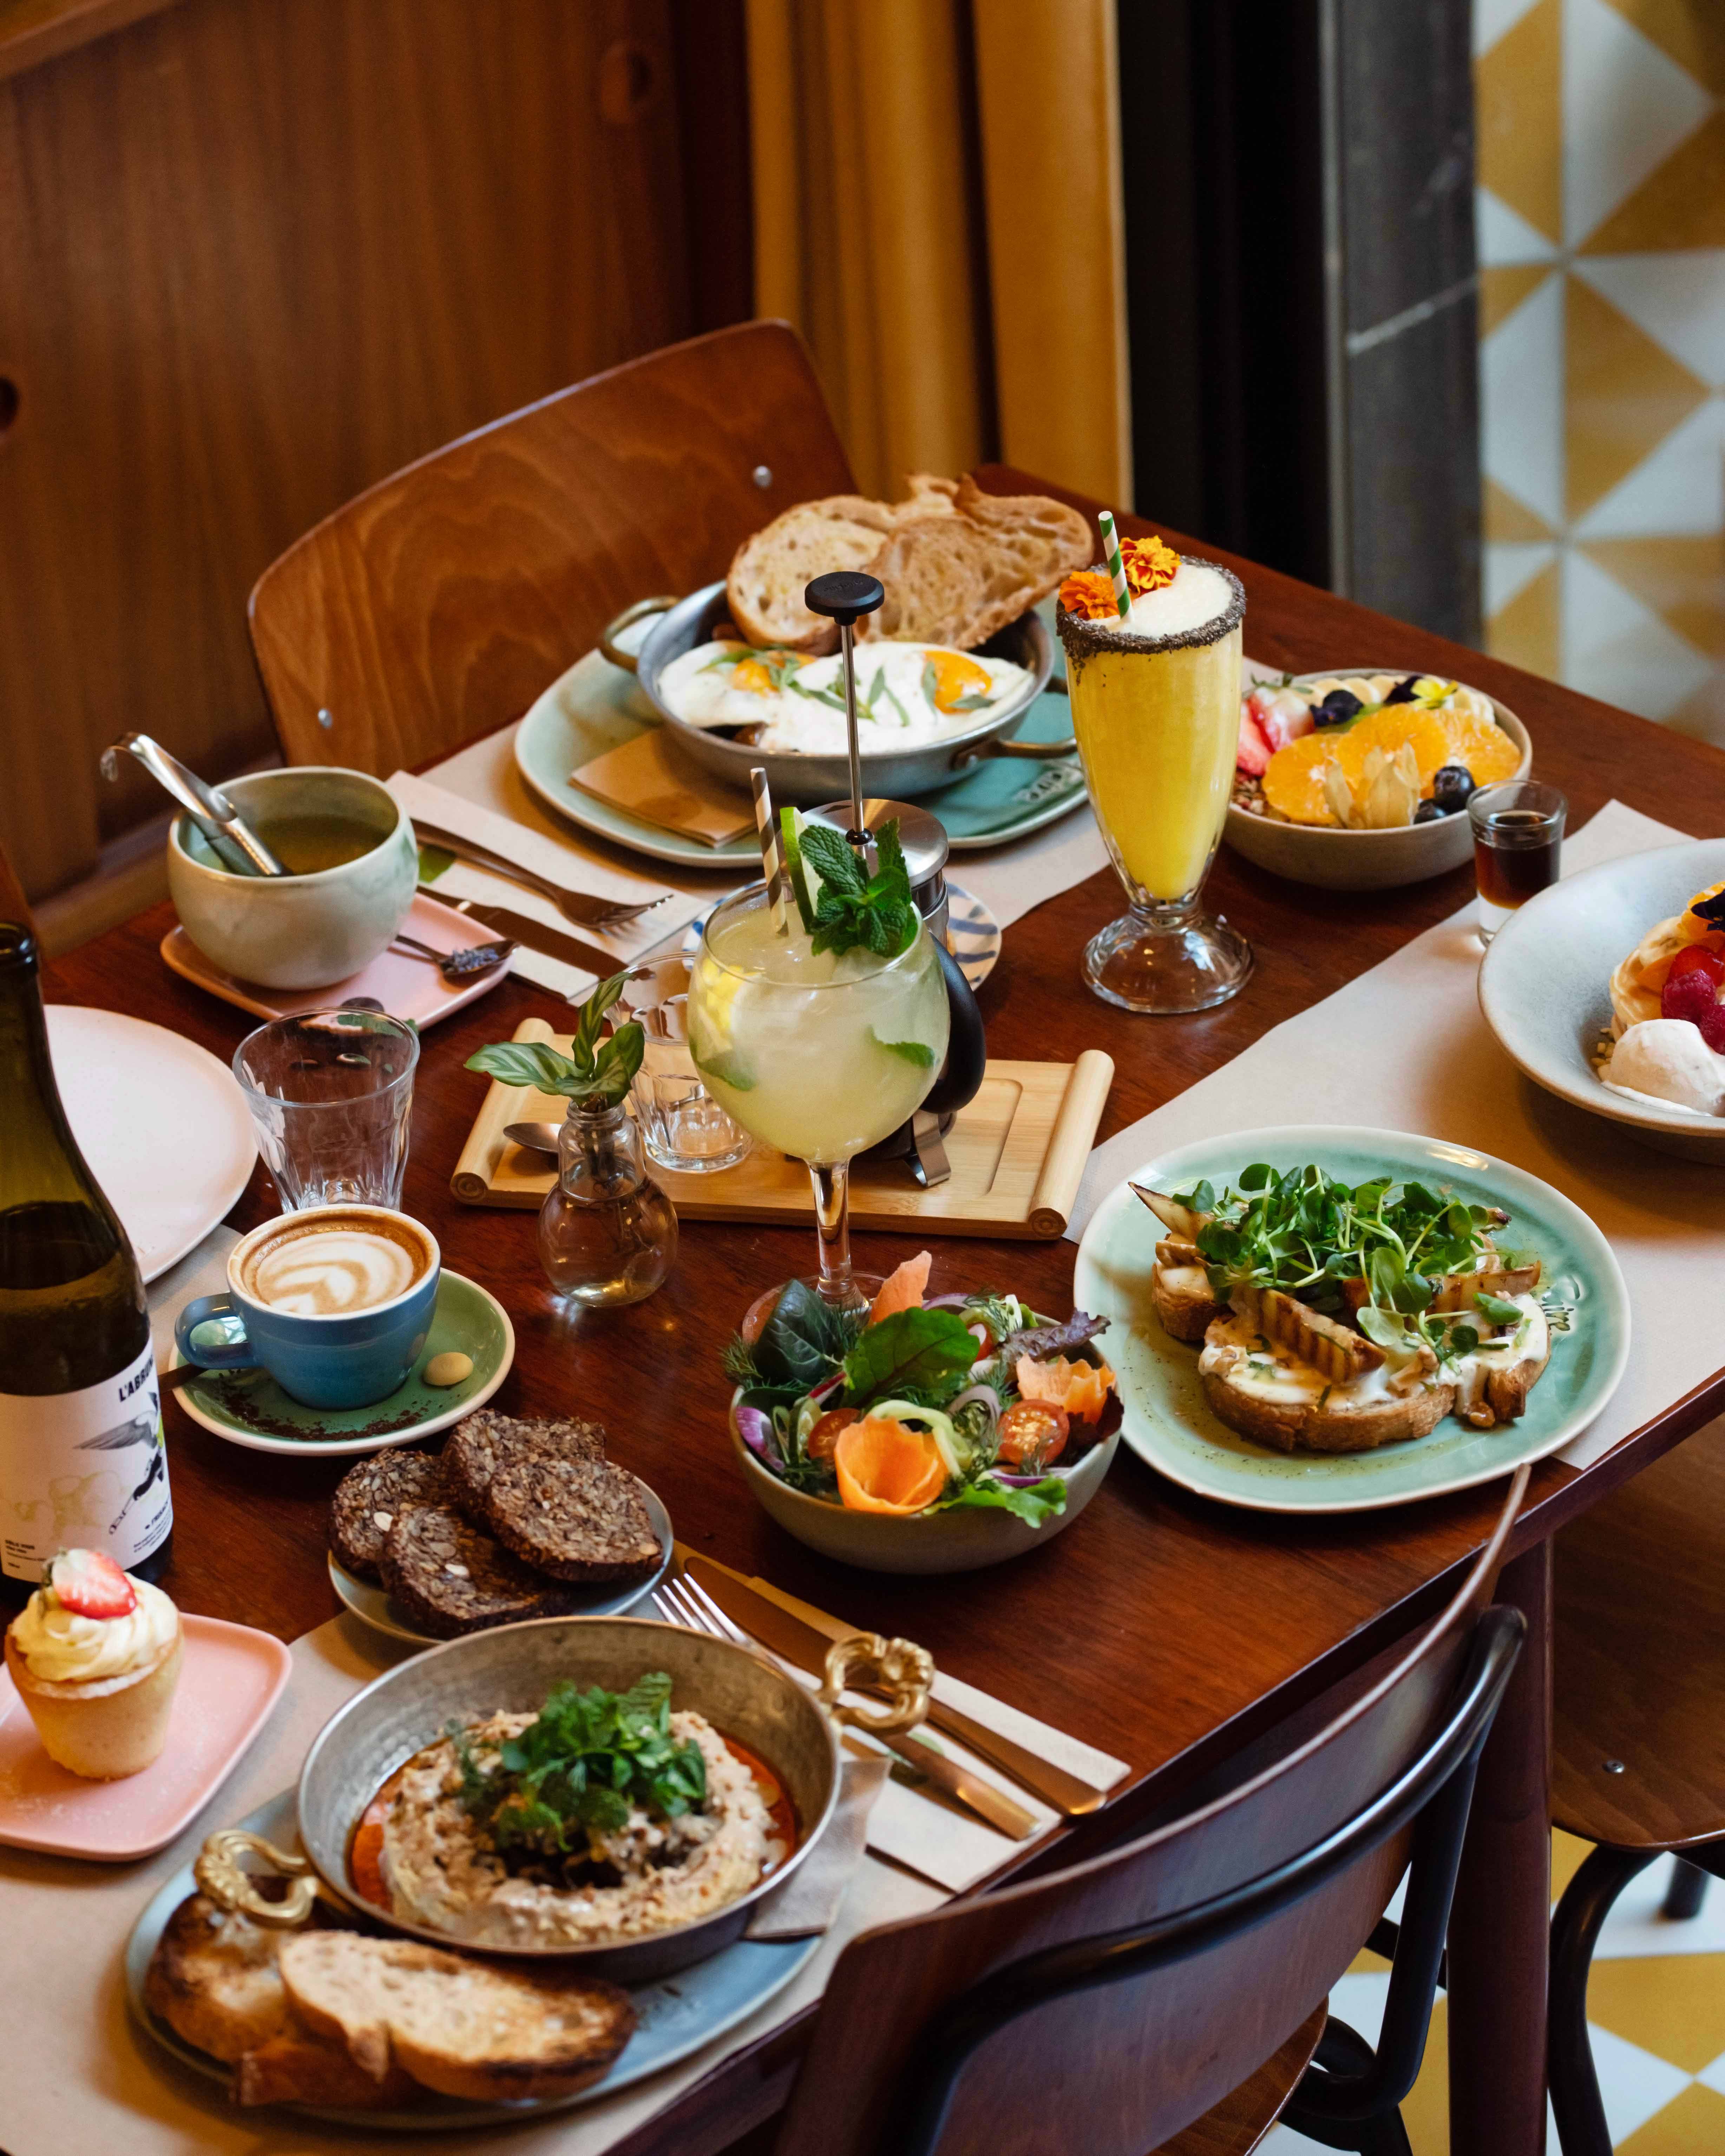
[159,892,511,1028]
[0,1613,291,1861]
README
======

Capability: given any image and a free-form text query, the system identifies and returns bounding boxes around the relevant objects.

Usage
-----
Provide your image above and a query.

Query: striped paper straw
[749,766,789,934]
[1098,509,1132,620]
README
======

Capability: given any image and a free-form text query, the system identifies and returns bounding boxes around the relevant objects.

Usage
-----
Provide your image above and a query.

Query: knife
[684,1552,1109,1817]
[417,890,620,980]
[682,1557,1039,1840]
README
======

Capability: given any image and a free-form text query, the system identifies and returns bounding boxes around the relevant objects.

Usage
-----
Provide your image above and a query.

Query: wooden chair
[769,1465,1531,2156]
[1546,1421,1725,2155]
[246,321,854,777]
[0,831,35,938]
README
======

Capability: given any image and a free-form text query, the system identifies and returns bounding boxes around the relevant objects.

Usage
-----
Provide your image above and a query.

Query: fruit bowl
[1224,670,1531,892]
[729,1393,1117,1575]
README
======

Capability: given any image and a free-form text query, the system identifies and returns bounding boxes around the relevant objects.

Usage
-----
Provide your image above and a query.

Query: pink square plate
[0,1612,292,1861]
[159,890,511,1028]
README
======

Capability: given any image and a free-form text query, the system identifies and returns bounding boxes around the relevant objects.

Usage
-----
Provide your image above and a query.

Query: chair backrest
[776,1464,1531,2156]
[247,321,855,776]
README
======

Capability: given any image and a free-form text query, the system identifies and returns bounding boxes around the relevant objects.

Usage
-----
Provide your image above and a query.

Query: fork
[413,821,668,931]
[658,1573,1038,1840]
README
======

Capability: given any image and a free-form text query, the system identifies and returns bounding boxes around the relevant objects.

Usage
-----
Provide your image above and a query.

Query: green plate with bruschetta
[1073,1125,1631,1513]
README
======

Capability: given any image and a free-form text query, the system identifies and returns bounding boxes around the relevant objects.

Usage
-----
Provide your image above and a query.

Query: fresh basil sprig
[797,819,919,959]
[465,972,644,1109]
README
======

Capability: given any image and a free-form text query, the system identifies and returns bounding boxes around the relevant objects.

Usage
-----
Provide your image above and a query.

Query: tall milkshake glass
[1057,554,1251,1012]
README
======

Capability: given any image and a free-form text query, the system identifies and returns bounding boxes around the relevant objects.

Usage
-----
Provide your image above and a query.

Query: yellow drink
[1067,627,1243,900]
[1056,553,1251,1013]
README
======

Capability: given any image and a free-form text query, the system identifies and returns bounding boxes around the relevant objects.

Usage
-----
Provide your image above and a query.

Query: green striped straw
[1098,509,1132,620]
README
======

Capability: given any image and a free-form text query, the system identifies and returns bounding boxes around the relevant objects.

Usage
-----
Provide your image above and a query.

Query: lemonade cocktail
[1058,549,1251,1012]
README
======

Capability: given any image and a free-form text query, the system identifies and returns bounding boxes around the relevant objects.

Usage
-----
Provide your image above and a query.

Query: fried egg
[658,640,1033,755]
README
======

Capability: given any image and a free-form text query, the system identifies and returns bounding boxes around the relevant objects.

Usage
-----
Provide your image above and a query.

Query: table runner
[1066,800,1721,1472]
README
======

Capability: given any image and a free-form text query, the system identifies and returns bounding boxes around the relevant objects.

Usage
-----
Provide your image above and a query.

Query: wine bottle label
[0,1342,171,1583]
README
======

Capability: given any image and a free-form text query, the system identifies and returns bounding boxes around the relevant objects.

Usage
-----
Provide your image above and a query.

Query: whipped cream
[10,1572,178,1683]
[1603,1018,1725,1118]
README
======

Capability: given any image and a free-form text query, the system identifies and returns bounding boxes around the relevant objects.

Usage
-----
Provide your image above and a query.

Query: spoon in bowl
[102,733,285,877]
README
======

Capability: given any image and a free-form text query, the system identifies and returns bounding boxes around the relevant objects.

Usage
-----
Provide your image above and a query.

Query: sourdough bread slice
[863,476,1092,648]
[144,1893,293,2063]
[278,1932,636,2103]
[726,496,901,652]
[236,2030,420,2109]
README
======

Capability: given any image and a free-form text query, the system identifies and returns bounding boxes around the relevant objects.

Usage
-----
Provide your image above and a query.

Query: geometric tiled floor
[1263,1833,1725,2153]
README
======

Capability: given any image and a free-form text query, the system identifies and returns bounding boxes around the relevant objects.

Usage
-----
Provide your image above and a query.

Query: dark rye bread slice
[379,1504,582,1638]
[483,1457,661,1584]
[329,1449,449,1583]
[444,1411,605,1526]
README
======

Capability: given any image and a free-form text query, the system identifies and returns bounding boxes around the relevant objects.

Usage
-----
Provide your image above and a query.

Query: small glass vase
[538,1102,677,1307]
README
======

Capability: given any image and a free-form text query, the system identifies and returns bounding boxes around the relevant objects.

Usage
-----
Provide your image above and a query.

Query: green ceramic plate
[170,1269,514,1458]
[1073,1125,1631,1514]
[511,602,1090,868]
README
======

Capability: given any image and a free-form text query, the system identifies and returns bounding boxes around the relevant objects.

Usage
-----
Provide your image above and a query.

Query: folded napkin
[1068,798,1718,1475]
[386,770,712,999]
[570,729,757,848]
[744,1753,890,1939]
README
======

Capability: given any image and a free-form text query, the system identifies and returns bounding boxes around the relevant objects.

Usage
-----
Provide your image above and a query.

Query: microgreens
[796,819,919,959]
[465,972,644,1109]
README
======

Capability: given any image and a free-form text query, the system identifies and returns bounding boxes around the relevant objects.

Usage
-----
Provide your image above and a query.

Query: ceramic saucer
[170,1270,514,1457]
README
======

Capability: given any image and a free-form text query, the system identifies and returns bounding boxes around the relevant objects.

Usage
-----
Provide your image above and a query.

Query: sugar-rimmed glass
[686,882,947,1308]
[233,1010,418,1209]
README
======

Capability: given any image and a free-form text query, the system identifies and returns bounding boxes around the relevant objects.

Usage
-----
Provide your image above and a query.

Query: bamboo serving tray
[451,1016,1114,1238]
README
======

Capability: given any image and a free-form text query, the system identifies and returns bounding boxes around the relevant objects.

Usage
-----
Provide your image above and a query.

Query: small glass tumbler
[622,959,752,1175]
[1469,781,1567,945]
[233,1010,418,1208]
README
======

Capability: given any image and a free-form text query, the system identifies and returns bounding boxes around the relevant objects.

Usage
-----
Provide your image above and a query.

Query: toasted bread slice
[862,477,1092,650]
[1151,1246,1226,1343]
[144,1893,293,2063]
[236,2030,421,2109]
[278,1932,636,2104]
[726,496,901,652]
[1199,1359,1456,1454]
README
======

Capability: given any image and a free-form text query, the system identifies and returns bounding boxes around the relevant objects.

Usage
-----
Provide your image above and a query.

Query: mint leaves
[796,819,919,959]
[466,972,644,1109]
[871,1030,934,1066]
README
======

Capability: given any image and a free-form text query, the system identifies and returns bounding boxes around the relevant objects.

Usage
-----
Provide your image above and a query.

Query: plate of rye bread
[515,475,1097,860]
[1073,1126,1629,1514]
[326,1412,672,1643]
[128,1787,817,2127]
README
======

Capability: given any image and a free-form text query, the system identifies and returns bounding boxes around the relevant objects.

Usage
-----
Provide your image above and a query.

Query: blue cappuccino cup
[175,1205,440,1410]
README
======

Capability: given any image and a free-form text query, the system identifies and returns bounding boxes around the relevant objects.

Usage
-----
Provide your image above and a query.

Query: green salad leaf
[842,1307,979,1408]
[452,1674,706,1853]
[930,1475,1068,1527]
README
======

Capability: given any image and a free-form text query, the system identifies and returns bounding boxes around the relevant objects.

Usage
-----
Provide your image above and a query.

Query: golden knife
[682,1556,1039,1840]
[682,1550,1109,1818]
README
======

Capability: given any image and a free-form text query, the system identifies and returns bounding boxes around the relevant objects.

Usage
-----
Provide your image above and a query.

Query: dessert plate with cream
[1074,1126,1630,1514]
[1479,836,1725,1165]
[171,1269,514,1455]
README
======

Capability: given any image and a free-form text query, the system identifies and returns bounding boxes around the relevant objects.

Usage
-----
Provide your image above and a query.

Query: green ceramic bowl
[1073,1125,1631,1514]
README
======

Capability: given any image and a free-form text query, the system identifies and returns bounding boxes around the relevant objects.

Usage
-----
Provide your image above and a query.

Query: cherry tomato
[968,1321,997,1362]
[1669,944,1725,987]
[996,1400,1069,1470]
[807,1408,859,1461]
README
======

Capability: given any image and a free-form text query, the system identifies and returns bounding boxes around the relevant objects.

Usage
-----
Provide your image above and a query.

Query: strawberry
[1235,706,1273,776]
[48,1547,137,1620]
[1257,686,1316,750]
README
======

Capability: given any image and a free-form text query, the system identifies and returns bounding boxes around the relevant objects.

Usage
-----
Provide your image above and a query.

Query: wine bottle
[0,922,171,1602]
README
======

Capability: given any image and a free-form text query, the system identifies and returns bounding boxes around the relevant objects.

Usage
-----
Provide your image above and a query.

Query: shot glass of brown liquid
[1469,781,1567,944]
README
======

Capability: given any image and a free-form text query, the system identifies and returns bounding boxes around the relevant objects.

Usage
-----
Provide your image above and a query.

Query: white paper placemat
[1066,800,1719,1472]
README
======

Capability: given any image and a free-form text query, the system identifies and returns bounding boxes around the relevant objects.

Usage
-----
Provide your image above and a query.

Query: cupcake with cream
[4,1548,183,1778]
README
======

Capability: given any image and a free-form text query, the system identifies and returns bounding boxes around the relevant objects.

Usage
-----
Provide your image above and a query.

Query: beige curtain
[746,0,1132,508]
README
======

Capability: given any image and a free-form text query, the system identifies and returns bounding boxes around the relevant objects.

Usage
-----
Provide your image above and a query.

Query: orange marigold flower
[1058,570,1120,620]
[1121,535,1179,596]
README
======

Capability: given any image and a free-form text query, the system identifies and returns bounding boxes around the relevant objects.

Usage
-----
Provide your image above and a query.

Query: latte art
[245,1224,426,1315]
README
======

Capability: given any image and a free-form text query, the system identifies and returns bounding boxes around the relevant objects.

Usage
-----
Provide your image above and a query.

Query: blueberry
[1414,799,1446,824]
[1430,763,1476,812]
[1310,689,1363,728]
[1383,674,1423,705]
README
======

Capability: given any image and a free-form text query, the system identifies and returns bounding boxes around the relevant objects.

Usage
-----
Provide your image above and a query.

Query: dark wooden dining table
[44,470,1725,2156]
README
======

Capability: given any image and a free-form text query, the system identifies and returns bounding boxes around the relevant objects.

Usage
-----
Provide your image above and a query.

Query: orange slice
[1015,1354,1117,1422]
[1442,715,1521,786]
[1348,708,1452,788]
[834,1415,947,1513]
[870,1251,932,1323]
[1262,732,1357,826]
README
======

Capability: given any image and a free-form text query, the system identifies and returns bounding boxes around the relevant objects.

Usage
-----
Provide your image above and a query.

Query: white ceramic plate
[45,1006,256,1282]
[681,880,1002,990]
[327,1477,675,1644]
[1478,836,1725,1164]
[1074,1125,1631,1514]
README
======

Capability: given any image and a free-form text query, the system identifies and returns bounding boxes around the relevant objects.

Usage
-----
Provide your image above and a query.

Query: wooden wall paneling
[0,0,695,899]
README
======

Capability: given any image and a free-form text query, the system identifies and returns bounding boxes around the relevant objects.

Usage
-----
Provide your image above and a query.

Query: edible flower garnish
[1058,570,1121,620]
[1059,534,1182,620]
[466,971,644,1107]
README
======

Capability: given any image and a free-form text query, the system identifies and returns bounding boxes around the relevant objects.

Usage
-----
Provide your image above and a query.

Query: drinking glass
[1057,577,1252,1012]
[1469,781,1566,945]
[233,1010,418,1209]
[686,884,948,1308]
[621,959,752,1175]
